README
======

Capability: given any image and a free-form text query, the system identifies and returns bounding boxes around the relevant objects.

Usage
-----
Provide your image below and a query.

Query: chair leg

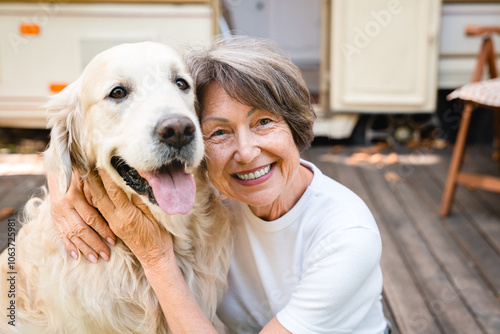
[440,103,475,216]
[494,110,500,165]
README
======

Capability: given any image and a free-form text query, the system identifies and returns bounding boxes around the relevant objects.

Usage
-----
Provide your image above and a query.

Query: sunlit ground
[0,153,45,175]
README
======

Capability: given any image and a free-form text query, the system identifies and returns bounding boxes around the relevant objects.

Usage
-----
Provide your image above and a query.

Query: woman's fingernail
[88,254,98,263]
[107,237,115,246]
[71,251,78,260]
[100,252,109,261]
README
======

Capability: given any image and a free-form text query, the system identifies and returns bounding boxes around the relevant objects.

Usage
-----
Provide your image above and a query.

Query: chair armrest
[465,25,500,36]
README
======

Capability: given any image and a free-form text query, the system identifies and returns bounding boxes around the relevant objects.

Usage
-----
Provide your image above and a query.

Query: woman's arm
[85,170,293,334]
[261,318,292,334]
[143,260,219,334]
[47,170,116,262]
[85,170,218,334]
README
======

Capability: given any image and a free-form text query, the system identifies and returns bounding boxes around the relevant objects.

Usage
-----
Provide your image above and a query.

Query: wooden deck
[302,145,500,334]
[1,144,500,333]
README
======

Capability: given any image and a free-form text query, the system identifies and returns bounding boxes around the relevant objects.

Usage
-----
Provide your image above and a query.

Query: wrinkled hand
[84,169,174,269]
[48,171,116,263]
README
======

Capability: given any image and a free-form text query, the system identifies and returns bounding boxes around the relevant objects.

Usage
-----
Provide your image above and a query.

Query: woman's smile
[232,163,275,185]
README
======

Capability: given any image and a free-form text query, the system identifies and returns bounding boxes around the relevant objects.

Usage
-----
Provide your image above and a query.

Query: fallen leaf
[329,145,345,154]
[0,207,16,220]
[492,151,499,162]
[385,152,399,165]
[349,152,370,164]
[356,142,390,154]
[319,153,334,162]
[384,171,402,183]
[433,139,448,150]
[369,153,383,164]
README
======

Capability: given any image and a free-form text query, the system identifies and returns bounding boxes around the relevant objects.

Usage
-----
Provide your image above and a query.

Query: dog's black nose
[156,116,196,149]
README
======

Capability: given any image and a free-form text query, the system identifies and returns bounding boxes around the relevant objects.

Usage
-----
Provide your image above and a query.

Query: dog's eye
[175,78,190,91]
[109,87,127,99]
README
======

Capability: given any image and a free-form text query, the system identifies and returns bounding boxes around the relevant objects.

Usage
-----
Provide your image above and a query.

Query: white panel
[267,0,322,67]
[80,37,156,71]
[222,0,322,67]
[438,3,500,89]
[330,0,441,113]
[440,4,500,56]
[0,3,213,127]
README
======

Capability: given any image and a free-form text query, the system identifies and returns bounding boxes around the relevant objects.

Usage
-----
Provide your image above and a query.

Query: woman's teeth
[236,165,271,181]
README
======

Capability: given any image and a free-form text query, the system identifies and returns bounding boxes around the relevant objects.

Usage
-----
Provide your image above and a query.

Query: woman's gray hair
[184,35,316,152]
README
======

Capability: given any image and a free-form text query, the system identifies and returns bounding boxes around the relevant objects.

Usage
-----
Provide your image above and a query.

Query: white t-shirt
[217,160,387,334]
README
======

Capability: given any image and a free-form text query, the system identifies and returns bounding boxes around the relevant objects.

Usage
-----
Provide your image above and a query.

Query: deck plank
[358,165,477,334]
[305,145,500,333]
[425,149,500,296]
[383,163,483,333]
[402,160,500,332]
[457,146,500,212]
[0,175,26,203]
[0,175,45,211]
[308,147,442,334]
[0,175,45,251]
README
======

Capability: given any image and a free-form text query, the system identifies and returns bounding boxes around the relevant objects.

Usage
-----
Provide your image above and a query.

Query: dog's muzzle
[156,115,196,150]
[111,115,199,215]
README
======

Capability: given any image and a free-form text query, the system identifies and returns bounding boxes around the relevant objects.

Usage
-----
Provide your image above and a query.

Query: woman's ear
[43,78,88,195]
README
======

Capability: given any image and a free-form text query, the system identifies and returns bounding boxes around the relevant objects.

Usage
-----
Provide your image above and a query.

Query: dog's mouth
[110,156,196,215]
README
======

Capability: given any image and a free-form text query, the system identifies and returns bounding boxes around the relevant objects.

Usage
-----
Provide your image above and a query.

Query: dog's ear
[43,78,88,195]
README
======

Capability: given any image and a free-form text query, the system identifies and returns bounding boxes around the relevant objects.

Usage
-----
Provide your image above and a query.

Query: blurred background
[0,0,499,150]
[1,2,500,333]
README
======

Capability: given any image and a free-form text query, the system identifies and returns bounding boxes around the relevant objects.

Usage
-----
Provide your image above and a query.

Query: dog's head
[44,42,204,215]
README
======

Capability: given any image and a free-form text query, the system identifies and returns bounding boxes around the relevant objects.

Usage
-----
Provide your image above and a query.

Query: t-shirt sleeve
[276,227,383,334]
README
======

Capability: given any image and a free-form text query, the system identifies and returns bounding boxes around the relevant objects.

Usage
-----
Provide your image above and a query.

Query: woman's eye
[109,86,127,99]
[175,78,190,91]
[212,129,226,137]
[259,118,272,126]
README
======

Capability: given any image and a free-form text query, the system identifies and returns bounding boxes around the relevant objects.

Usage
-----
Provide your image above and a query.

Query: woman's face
[201,82,301,209]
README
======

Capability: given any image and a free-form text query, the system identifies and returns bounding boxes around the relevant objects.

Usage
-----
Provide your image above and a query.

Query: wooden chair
[440,25,500,217]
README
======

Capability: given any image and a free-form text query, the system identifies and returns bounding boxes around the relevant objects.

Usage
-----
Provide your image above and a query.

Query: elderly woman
[49,36,388,333]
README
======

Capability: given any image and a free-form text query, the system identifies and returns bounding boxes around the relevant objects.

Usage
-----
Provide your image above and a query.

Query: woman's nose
[234,132,261,164]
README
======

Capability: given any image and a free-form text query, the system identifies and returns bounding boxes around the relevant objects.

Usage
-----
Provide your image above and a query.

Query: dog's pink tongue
[145,169,196,215]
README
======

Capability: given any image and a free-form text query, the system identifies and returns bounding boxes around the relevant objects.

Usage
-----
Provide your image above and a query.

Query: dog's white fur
[0,42,232,334]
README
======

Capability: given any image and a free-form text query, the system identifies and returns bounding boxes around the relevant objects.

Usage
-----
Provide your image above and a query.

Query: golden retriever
[0,42,232,334]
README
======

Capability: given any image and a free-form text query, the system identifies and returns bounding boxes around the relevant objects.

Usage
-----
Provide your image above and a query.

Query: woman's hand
[86,170,221,333]
[48,171,116,263]
[83,169,174,270]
